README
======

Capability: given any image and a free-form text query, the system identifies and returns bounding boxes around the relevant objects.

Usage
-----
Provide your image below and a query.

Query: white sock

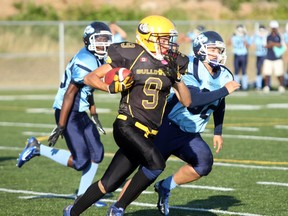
[77,162,98,196]
[40,144,71,166]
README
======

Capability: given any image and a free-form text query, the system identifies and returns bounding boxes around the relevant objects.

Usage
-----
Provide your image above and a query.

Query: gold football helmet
[136,15,178,60]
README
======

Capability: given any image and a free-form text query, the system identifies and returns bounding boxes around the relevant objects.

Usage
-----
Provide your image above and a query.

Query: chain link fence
[0,20,287,90]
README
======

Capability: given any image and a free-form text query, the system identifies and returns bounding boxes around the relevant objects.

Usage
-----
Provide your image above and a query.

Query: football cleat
[63,205,73,216]
[17,137,40,168]
[106,203,125,216]
[154,180,170,216]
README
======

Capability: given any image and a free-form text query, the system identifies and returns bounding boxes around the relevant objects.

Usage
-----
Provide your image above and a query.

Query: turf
[0,90,287,216]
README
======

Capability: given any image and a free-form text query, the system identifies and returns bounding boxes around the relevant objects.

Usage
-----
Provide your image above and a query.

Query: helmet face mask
[136,15,179,60]
[83,22,113,59]
[193,31,227,69]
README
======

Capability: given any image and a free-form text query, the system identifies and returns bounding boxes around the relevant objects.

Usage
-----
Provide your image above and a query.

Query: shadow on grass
[0,156,17,163]
[128,195,242,216]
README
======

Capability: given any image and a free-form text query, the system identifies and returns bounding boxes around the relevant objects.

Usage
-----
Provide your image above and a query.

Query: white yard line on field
[0,188,263,216]
[179,185,234,191]
[257,181,288,187]
[202,133,288,142]
[0,94,120,101]
[25,107,111,114]
[274,125,288,130]
[1,121,288,142]
[2,147,288,171]
[225,126,259,132]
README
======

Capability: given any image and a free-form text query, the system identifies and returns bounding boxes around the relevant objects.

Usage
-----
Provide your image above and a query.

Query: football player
[229,24,251,90]
[17,21,112,206]
[153,31,240,215]
[63,15,191,216]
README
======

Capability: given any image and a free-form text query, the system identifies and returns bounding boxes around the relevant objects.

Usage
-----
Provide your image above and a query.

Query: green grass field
[0,89,287,216]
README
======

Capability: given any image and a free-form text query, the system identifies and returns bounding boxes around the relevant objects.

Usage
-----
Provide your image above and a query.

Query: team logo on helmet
[138,23,149,34]
[83,25,95,36]
[193,33,208,47]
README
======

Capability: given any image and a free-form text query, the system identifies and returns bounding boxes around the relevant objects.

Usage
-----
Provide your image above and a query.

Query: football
[103,67,133,85]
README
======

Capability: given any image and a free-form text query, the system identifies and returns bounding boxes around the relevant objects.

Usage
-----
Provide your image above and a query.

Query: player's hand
[224,81,241,93]
[91,113,106,135]
[108,71,134,93]
[163,52,182,84]
[213,135,223,153]
[48,125,64,146]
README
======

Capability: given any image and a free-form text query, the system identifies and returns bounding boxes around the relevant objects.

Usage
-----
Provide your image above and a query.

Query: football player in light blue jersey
[229,24,252,90]
[251,25,267,90]
[17,21,113,206]
[153,31,240,216]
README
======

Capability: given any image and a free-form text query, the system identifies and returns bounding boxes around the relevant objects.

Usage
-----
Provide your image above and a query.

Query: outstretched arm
[188,80,240,108]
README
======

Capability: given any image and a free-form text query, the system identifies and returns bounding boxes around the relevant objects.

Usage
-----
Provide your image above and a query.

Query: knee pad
[73,159,89,171]
[194,158,213,176]
[141,166,162,181]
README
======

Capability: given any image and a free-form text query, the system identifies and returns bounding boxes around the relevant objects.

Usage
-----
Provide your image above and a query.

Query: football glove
[48,125,64,146]
[91,113,106,135]
[108,71,134,93]
[163,53,182,84]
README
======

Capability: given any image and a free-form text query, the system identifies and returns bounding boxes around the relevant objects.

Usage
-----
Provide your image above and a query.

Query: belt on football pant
[117,114,158,138]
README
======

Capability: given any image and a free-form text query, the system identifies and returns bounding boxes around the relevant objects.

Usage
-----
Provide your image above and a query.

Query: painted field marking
[26,107,111,114]
[213,158,288,166]
[0,122,55,128]
[257,181,288,187]
[202,133,288,142]
[275,125,288,129]
[226,126,259,132]
[0,188,263,216]
[0,94,120,101]
[1,121,287,142]
[214,162,288,171]
[179,185,234,191]
[2,146,288,170]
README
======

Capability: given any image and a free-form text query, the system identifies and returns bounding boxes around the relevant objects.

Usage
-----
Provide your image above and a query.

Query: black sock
[116,169,153,209]
[71,180,105,216]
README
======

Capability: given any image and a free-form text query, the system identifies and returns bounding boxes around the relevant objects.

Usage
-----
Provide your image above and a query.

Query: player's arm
[84,64,112,92]
[213,99,225,153]
[172,82,191,107]
[59,82,79,127]
[48,82,79,146]
[266,39,281,48]
[188,80,240,108]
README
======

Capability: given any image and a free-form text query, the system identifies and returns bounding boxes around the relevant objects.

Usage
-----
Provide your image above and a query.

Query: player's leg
[255,56,264,90]
[241,54,249,90]
[64,111,107,207]
[263,59,273,92]
[274,59,285,93]
[161,133,213,186]
[17,109,72,168]
[75,112,105,200]
[155,133,213,215]
[233,54,241,86]
[108,118,165,214]
[66,149,137,216]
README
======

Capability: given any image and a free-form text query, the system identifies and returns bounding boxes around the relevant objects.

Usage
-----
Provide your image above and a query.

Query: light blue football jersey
[168,58,233,133]
[252,34,267,57]
[231,34,251,55]
[53,47,102,112]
